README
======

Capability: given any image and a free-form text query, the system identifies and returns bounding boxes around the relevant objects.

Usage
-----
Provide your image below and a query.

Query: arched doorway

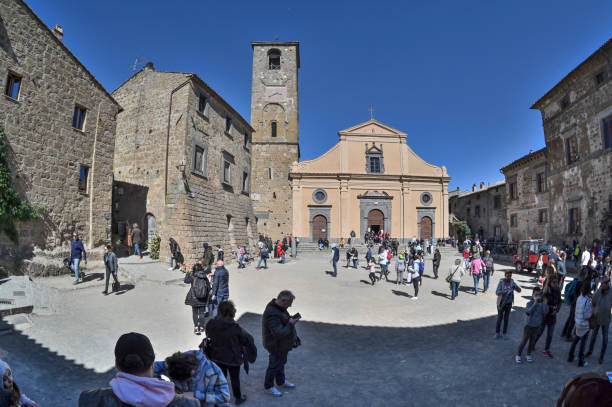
[420,216,432,240]
[312,215,328,242]
[145,213,156,243]
[367,209,384,234]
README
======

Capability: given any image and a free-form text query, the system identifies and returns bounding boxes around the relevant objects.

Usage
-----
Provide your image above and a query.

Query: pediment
[338,119,407,137]
[357,190,393,199]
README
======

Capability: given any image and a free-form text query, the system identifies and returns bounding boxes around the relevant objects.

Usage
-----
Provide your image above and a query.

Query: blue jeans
[588,324,609,360]
[134,243,141,257]
[451,281,459,299]
[483,273,490,292]
[170,255,175,268]
[257,256,267,269]
[353,259,358,268]
[71,258,81,282]
[473,274,480,295]
[332,259,338,277]
[212,295,229,317]
[280,253,285,264]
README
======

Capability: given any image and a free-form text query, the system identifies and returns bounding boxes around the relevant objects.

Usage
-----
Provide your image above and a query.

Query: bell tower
[250,42,300,239]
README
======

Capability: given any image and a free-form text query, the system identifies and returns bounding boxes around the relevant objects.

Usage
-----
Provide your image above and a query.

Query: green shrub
[149,235,161,259]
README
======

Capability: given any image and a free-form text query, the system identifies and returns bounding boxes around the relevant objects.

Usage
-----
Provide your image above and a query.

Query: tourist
[378,247,389,281]
[211,260,229,317]
[154,345,230,405]
[237,246,247,269]
[585,276,612,364]
[516,287,548,363]
[278,244,286,264]
[556,372,612,407]
[71,231,87,285]
[368,257,377,286]
[495,270,522,339]
[351,247,358,268]
[409,255,421,300]
[216,245,224,262]
[573,245,581,268]
[202,242,215,270]
[395,254,406,285]
[262,291,300,397]
[470,252,486,295]
[131,223,143,259]
[482,250,494,293]
[79,332,200,407]
[103,244,120,295]
[185,262,211,335]
[257,243,269,270]
[294,237,299,256]
[561,271,586,341]
[169,238,180,270]
[345,248,352,268]
[205,301,257,405]
[0,360,39,407]
[339,237,345,248]
[417,253,425,286]
[568,283,593,367]
[366,246,373,263]
[463,245,470,269]
[581,245,591,268]
[330,244,339,277]
[432,248,441,279]
[536,277,562,358]
[447,258,464,300]
[558,251,568,289]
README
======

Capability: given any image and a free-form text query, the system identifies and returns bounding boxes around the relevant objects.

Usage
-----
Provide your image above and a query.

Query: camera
[292,313,302,320]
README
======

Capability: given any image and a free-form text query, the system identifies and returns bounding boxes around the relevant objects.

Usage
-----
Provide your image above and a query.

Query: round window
[420,192,433,206]
[313,189,327,204]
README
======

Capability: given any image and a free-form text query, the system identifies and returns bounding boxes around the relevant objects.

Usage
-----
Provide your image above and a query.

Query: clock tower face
[264,86,287,102]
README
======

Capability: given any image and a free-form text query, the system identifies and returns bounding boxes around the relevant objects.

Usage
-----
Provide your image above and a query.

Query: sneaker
[578,361,589,367]
[542,351,553,358]
[526,354,534,363]
[411,297,418,300]
[168,267,173,271]
[515,355,522,364]
[494,334,502,339]
[266,387,282,397]
[73,281,78,285]
[281,381,295,389]
[102,291,108,295]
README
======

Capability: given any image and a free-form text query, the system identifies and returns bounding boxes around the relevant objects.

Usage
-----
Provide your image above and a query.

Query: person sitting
[0,360,39,407]
[154,343,230,406]
[318,239,324,250]
[79,332,199,407]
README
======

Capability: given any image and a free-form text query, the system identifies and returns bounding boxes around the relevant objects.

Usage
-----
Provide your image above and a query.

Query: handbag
[405,271,412,283]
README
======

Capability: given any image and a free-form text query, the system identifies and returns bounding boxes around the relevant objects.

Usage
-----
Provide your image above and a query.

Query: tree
[451,220,471,244]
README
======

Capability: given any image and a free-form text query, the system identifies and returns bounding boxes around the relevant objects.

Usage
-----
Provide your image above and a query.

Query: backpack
[387,251,392,260]
[485,256,494,270]
[564,279,579,306]
[397,260,406,272]
[260,247,269,258]
[419,261,425,272]
[193,276,210,301]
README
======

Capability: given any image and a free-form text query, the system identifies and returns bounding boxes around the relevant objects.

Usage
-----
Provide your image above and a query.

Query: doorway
[145,213,156,243]
[367,209,384,234]
[312,215,328,242]
[420,216,432,240]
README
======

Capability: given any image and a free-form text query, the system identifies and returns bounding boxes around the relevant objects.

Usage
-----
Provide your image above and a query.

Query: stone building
[500,148,549,242]
[448,180,507,241]
[250,42,299,240]
[0,0,120,272]
[530,38,612,246]
[112,64,256,263]
[290,119,450,242]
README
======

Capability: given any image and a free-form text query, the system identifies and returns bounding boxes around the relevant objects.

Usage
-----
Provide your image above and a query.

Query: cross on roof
[369,105,375,119]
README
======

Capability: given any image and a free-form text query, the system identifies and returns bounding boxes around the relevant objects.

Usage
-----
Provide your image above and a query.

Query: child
[516,287,549,363]
[368,258,377,286]
[278,246,285,264]
[0,360,39,407]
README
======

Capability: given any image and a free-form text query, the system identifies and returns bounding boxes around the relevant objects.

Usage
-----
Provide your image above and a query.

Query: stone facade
[250,42,300,240]
[449,181,507,241]
[0,0,120,272]
[112,65,256,263]
[531,38,612,247]
[500,149,549,242]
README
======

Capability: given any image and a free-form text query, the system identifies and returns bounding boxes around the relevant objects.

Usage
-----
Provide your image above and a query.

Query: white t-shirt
[581,250,591,266]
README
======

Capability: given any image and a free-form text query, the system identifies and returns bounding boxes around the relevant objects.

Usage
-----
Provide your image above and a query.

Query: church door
[312,215,328,241]
[367,209,384,234]
[420,216,432,240]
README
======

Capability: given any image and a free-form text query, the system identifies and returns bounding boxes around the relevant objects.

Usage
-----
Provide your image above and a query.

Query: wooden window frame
[78,164,90,194]
[5,71,22,100]
[72,104,87,131]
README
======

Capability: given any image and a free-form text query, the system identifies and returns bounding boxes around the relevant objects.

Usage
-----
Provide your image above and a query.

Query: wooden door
[367,209,384,232]
[420,216,432,240]
[312,215,328,241]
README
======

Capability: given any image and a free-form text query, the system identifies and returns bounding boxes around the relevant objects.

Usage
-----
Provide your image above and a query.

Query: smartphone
[292,313,302,320]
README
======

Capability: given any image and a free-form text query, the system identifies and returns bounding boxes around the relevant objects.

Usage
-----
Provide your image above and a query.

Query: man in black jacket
[103,245,120,295]
[211,260,229,317]
[262,290,299,397]
[432,248,441,279]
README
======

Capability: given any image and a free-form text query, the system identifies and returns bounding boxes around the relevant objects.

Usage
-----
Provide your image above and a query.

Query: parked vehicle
[513,239,549,273]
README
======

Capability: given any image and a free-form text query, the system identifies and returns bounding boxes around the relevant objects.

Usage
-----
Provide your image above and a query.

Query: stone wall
[0,0,119,273]
[250,42,300,240]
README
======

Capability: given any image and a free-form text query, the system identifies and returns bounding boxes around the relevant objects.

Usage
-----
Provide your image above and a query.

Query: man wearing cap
[79,332,200,407]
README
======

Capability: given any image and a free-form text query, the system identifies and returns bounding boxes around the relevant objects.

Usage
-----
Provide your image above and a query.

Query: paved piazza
[1,250,610,406]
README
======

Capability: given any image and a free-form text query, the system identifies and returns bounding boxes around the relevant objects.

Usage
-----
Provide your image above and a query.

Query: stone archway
[312,215,328,241]
[420,216,432,240]
[367,209,384,234]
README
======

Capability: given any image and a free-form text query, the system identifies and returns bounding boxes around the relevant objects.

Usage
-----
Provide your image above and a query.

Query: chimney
[144,61,154,71]
[480,181,485,190]
[529,149,533,154]
[52,24,63,41]
[472,184,477,192]
[456,187,459,192]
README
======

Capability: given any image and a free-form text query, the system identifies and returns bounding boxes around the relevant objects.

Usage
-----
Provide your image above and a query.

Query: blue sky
[28,0,612,191]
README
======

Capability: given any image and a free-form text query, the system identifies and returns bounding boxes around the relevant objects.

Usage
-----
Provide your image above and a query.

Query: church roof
[338,119,407,138]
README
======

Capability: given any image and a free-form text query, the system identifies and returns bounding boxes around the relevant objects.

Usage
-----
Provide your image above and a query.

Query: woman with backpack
[395,254,406,285]
[409,255,421,300]
[185,262,211,335]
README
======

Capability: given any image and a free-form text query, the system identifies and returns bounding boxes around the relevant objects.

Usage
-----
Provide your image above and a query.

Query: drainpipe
[164,76,193,204]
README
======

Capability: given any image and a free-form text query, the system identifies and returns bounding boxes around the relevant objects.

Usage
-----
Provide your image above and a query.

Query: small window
[467,208,471,217]
[268,168,272,180]
[5,72,21,100]
[536,172,546,193]
[369,157,381,173]
[243,130,250,149]
[602,114,612,149]
[225,117,232,134]
[271,121,277,138]
[223,160,231,185]
[193,145,206,175]
[72,105,87,130]
[509,182,517,200]
[595,72,605,85]
[569,207,581,234]
[79,165,89,193]
[273,192,277,199]
[538,209,548,224]
[475,206,480,217]
[566,135,579,164]
[560,97,569,111]
[268,49,281,70]
[510,214,517,227]
[494,195,501,209]
[242,171,249,193]
[198,94,207,114]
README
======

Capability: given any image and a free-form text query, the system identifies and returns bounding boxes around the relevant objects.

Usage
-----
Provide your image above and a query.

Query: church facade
[290,120,450,242]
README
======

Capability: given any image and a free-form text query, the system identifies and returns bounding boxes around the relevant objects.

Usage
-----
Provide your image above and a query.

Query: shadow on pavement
[391,289,411,297]
[114,284,135,295]
[431,290,451,300]
[82,273,104,283]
